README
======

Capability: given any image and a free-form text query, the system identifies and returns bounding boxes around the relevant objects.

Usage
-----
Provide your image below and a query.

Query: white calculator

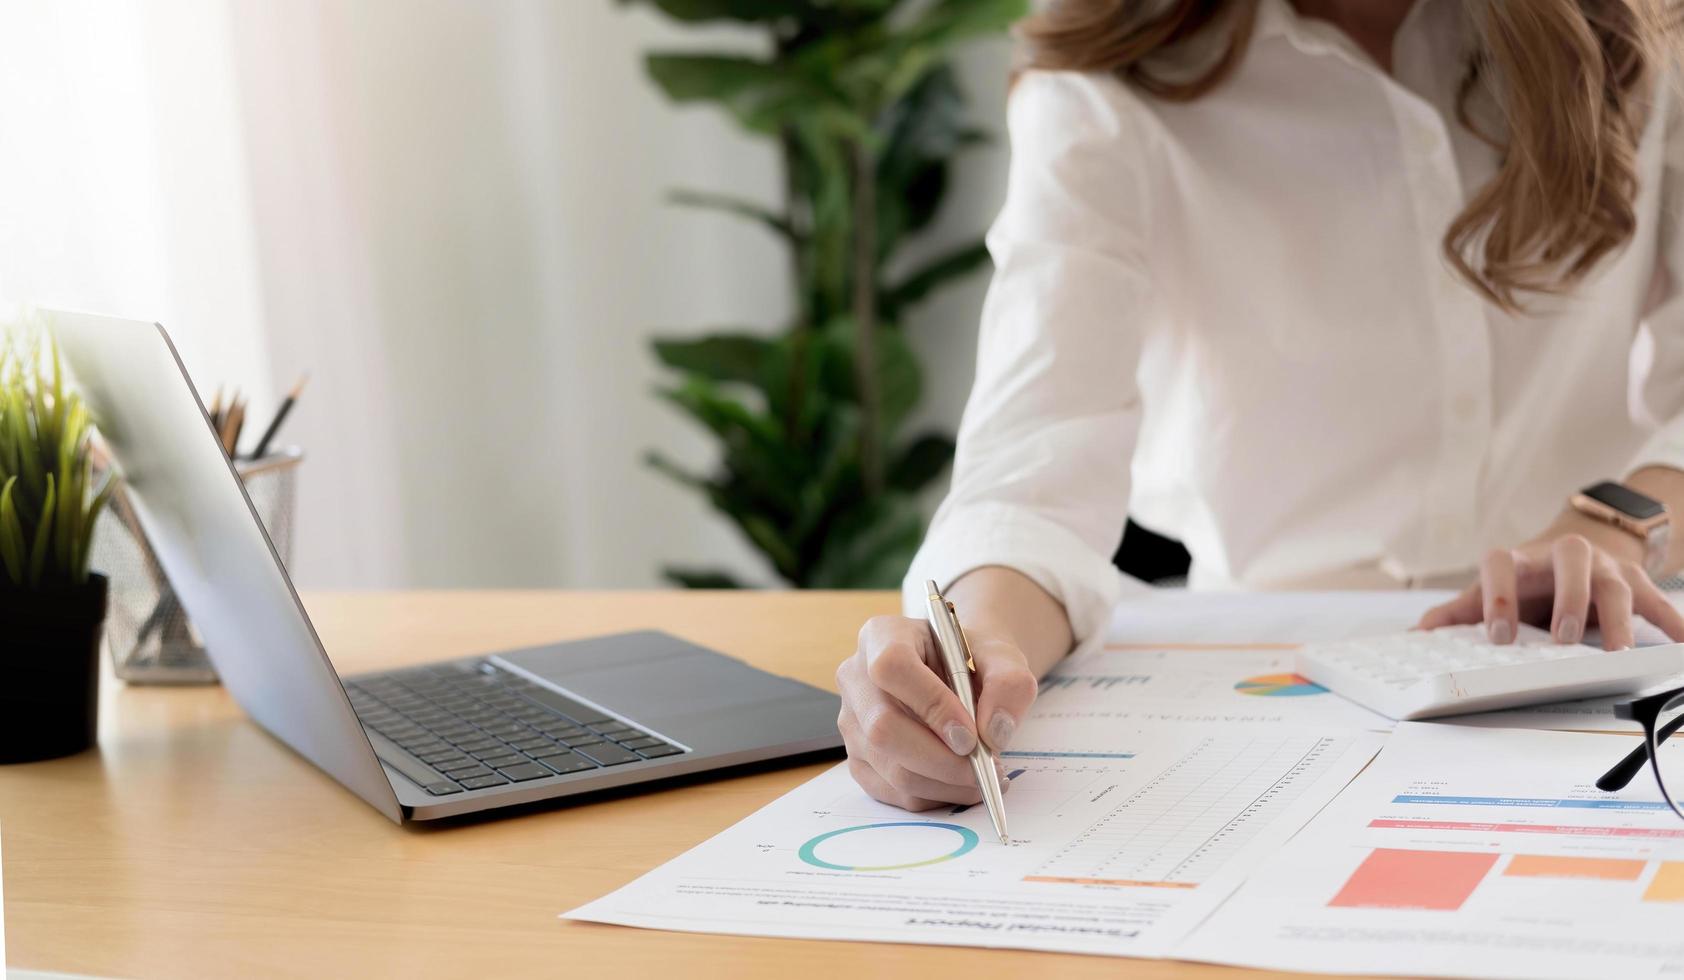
[1296,623,1684,721]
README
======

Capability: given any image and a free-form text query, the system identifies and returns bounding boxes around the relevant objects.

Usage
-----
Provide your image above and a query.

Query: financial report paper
[1073,637,1664,734]
[567,727,1383,956]
[1175,723,1684,979]
[1045,645,1392,731]
[1103,591,1679,733]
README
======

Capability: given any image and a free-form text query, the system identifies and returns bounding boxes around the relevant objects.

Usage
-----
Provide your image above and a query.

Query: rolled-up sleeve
[1634,82,1684,476]
[902,70,1157,656]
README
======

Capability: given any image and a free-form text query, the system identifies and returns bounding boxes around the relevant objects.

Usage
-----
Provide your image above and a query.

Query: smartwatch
[1569,481,1671,577]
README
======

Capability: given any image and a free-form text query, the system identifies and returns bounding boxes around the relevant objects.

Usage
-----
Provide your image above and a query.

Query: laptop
[52,310,843,822]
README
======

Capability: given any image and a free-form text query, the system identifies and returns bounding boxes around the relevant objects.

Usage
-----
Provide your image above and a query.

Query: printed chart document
[1066,637,1658,734]
[1105,591,1678,733]
[1040,645,1392,731]
[568,728,1383,956]
[1176,723,1684,978]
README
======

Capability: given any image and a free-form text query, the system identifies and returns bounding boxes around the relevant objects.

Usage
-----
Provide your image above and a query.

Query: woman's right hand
[835,615,1039,811]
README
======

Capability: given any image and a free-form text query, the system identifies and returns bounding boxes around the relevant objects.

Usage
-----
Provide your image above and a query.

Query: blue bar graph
[996,757,1145,764]
[1392,794,1672,812]
[1040,674,1152,692]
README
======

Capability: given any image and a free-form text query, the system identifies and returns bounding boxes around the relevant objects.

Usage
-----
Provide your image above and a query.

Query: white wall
[0,0,1011,590]
[0,0,275,406]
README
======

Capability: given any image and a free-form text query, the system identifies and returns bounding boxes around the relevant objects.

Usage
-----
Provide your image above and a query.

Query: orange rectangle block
[1329,848,1498,911]
[1023,875,1197,889]
[1504,855,1646,881]
[1644,862,1684,902]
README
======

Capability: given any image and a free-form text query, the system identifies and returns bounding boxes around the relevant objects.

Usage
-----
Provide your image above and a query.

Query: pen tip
[292,373,310,397]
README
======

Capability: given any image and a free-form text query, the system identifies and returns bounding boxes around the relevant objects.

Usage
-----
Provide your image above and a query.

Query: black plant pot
[0,574,108,764]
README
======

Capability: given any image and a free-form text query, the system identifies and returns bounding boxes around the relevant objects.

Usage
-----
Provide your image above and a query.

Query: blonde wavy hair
[1021,0,1682,310]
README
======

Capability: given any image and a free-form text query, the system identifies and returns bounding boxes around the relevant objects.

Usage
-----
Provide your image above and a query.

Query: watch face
[1582,481,1666,520]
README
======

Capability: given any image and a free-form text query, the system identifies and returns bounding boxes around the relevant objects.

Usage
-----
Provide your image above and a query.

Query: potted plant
[0,331,117,763]
[628,0,1027,588]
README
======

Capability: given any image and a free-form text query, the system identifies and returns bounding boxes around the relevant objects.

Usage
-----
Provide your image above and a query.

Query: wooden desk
[1,592,1277,979]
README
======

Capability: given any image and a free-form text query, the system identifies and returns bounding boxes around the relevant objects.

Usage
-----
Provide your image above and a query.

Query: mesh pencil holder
[92,447,302,685]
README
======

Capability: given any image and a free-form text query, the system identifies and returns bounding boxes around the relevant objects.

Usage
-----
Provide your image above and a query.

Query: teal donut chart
[798,821,980,871]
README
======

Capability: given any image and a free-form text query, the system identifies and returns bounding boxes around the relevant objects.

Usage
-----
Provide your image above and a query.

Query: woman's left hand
[1417,517,1684,649]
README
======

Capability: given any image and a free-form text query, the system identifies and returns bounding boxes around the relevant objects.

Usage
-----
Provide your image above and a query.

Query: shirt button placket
[1392,92,1492,575]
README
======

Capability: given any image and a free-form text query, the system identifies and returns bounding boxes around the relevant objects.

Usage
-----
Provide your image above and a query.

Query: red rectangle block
[1329,848,1499,911]
[1368,818,1684,840]
[1504,855,1645,881]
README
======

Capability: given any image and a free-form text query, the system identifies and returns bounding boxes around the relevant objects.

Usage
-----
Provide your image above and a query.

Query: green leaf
[662,566,746,589]
[874,69,986,257]
[817,316,922,437]
[656,378,805,514]
[700,475,803,575]
[50,338,64,452]
[658,377,778,443]
[28,472,54,588]
[8,389,42,502]
[0,402,14,484]
[881,241,990,317]
[0,477,24,586]
[667,188,798,242]
[620,0,800,22]
[643,449,711,491]
[806,491,924,588]
[738,511,800,577]
[888,432,954,491]
[790,401,862,540]
[54,438,75,574]
[758,327,827,439]
[645,54,863,136]
[881,70,974,163]
[652,334,776,389]
[823,0,1023,116]
[901,0,1027,49]
[791,119,855,319]
[646,53,784,103]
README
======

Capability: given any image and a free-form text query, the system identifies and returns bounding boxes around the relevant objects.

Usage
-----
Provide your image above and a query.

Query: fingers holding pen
[835,643,977,786]
[859,616,977,756]
[838,612,1029,812]
[970,635,1037,753]
[837,701,981,807]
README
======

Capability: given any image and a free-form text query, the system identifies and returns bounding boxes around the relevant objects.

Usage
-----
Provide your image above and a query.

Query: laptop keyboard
[345,660,687,796]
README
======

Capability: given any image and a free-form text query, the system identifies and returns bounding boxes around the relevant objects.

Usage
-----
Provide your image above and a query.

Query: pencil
[250,374,308,460]
[226,397,247,456]
[219,389,244,456]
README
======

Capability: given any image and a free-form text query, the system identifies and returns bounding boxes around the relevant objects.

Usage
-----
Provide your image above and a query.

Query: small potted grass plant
[0,330,117,763]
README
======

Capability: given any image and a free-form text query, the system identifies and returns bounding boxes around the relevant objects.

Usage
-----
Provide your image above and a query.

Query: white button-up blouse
[902,0,1684,652]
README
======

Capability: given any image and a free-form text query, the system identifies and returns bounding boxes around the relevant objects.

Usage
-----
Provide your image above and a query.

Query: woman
[837,0,1684,812]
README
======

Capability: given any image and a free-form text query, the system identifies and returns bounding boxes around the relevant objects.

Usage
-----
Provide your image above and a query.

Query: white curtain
[0,0,1008,590]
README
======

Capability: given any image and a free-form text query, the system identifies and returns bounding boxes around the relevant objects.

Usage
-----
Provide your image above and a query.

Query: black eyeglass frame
[1595,683,1684,821]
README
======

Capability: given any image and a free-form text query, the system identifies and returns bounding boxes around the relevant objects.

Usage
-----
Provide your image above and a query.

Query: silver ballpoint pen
[925,579,1010,844]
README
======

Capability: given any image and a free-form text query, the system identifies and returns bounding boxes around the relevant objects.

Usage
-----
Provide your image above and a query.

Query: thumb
[969,633,1037,752]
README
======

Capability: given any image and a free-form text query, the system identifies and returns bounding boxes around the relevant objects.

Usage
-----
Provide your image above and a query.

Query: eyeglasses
[1596,684,1684,821]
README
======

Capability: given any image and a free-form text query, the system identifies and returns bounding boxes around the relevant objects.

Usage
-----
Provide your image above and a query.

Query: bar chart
[1326,848,1684,911]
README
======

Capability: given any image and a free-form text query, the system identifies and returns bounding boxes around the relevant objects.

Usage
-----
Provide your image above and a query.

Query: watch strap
[1646,521,1671,578]
[1570,481,1670,579]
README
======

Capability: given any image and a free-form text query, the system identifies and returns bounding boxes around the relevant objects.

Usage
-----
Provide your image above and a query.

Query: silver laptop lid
[51,310,402,822]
